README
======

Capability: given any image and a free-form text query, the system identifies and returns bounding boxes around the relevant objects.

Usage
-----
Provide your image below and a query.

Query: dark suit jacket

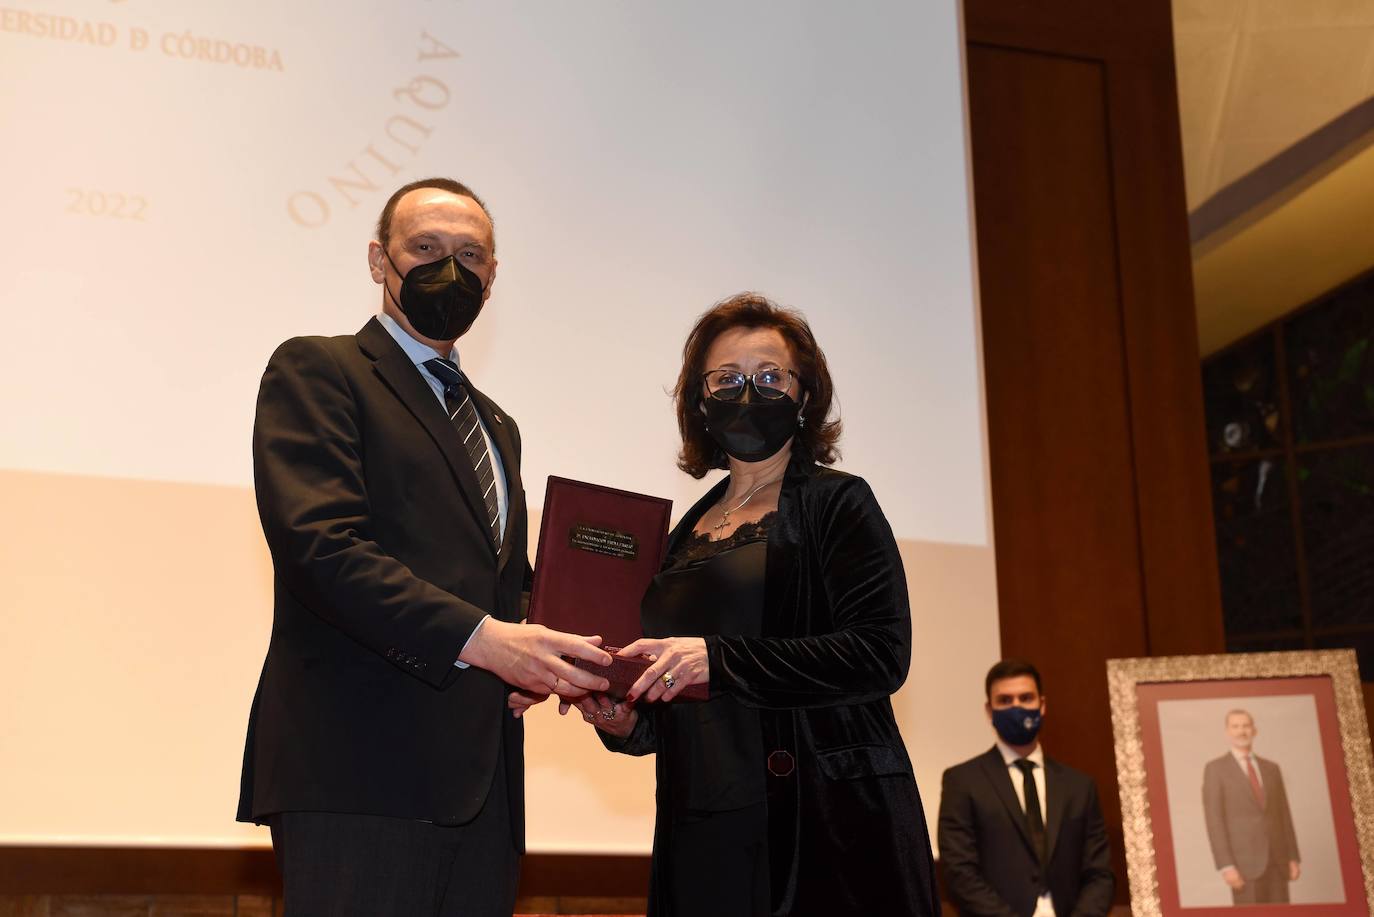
[605,452,941,916]
[236,318,529,843]
[1202,753,1300,879]
[939,747,1114,917]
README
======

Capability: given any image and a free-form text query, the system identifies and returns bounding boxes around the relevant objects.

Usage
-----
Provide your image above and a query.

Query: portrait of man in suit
[236,177,612,916]
[938,659,1115,917]
[1203,709,1302,905]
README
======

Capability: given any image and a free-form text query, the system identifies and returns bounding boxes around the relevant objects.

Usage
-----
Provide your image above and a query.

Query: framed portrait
[1108,649,1374,917]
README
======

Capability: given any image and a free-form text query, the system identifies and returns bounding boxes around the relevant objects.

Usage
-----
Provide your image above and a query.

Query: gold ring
[662,673,676,690]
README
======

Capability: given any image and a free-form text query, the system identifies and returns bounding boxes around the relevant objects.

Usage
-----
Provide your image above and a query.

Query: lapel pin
[493,414,503,424]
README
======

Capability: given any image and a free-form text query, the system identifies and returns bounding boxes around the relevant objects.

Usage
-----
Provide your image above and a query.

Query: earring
[798,414,805,428]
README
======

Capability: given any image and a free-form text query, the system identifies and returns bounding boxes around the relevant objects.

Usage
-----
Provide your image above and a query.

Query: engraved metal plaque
[568,523,639,560]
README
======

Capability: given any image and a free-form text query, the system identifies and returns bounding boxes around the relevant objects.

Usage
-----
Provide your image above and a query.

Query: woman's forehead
[704,326,794,366]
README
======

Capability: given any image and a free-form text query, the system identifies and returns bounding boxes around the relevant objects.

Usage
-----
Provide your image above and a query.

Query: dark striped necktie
[422,358,501,548]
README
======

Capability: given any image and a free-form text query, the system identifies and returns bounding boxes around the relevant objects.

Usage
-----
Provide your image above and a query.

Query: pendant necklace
[711,476,782,539]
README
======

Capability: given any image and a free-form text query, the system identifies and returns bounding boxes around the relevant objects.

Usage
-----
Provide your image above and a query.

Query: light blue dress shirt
[377,312,508,667]
[376,312,510,537]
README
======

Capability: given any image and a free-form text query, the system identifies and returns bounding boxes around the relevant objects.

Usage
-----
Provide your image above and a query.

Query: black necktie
[1014,758,1048,866]
[422,358,501,548]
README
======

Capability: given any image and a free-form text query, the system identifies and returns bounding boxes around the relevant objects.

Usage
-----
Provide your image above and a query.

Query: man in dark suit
[1202,709,1301,905]
[237,177,612,916]
[938,660,1114,917]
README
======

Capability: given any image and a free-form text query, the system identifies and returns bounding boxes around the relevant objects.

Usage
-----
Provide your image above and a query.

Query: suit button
[767,750,795,777]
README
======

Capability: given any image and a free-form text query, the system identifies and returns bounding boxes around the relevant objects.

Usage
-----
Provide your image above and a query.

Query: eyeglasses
[701,368,800,402]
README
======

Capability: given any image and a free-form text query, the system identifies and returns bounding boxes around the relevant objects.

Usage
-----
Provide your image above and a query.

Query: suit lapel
[761,454,813,638]
[977,748,1037,859]
[1043,757,1069,864]
[1227,753,1264,813]
[466,381,521,572]
[357,319,494,551]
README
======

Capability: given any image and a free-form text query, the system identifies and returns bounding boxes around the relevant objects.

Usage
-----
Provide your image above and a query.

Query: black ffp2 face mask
[383,249,486,340]
[702,395,803,463]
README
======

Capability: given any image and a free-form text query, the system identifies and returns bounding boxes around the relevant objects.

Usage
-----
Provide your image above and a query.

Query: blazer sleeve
[707,476,911,709]
[1068,778,1115,917]
[1271,766,1301,863]
[1202,760,1235,870]
[253,337,488,688]
[598,706,657,757]
[937,767,1019,917]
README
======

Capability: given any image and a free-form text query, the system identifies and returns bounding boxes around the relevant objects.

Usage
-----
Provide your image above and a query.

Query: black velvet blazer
[608,451,940,916]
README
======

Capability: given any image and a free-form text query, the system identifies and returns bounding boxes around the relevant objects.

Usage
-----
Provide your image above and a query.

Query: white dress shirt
[1231,748,1263,787]
[377,312,510,537]
[997,739,1056,917]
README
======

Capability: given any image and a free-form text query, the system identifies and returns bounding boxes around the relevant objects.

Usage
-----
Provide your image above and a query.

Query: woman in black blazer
[522,293,939,916]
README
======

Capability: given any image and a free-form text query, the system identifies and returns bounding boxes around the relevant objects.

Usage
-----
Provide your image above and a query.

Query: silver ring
[662,673,676,690]
[600,707,616,720]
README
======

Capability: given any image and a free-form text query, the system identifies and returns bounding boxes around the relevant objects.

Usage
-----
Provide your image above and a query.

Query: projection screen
[0,0,999,852]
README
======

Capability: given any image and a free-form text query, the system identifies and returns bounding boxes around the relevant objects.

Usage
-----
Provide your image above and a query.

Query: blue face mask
[992,705,1043,746]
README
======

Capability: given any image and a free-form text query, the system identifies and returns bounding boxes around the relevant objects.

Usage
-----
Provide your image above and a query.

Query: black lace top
[639,511,776,814]
[665,511,777,569]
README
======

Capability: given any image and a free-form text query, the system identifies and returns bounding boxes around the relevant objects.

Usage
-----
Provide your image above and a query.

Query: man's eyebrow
[403,232,489,250]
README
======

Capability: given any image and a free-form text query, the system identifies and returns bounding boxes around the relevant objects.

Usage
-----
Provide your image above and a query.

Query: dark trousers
[1232,860,1290,905]
[269,757,518,917]
[663,802,769,917]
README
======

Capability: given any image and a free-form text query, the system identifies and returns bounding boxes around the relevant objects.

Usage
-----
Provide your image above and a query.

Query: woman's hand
[567,693,639,737]
[620,637,708,703]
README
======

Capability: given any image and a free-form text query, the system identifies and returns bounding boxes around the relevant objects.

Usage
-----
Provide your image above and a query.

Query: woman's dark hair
[673,292,841,478]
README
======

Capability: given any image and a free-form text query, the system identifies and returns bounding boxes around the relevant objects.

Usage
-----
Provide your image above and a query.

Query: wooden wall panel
[967,45,1145,893]
[0,848,650,899]
[965,0,1226,902]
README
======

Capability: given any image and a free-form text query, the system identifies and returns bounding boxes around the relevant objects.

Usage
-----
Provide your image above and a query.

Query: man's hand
[507,690,549,719]
[1221,867,1245,890]
[459,619,611,695]
[619,636,708,703]
[1289,860,1301,881]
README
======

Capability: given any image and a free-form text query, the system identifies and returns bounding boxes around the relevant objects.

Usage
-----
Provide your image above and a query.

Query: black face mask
[991,705,1043,746]
[382,249,486,340]
[702,395,803,463]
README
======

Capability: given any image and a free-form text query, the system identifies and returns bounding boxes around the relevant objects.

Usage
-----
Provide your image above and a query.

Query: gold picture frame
[1108,649,1374,916]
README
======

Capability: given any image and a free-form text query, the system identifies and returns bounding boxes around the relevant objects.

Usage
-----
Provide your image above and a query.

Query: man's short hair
[1225,708,1254,726]
[375,177,494,251]
[985,659,1043,700]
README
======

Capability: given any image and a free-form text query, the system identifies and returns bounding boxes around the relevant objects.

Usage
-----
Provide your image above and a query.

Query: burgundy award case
[527,476,706,701]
